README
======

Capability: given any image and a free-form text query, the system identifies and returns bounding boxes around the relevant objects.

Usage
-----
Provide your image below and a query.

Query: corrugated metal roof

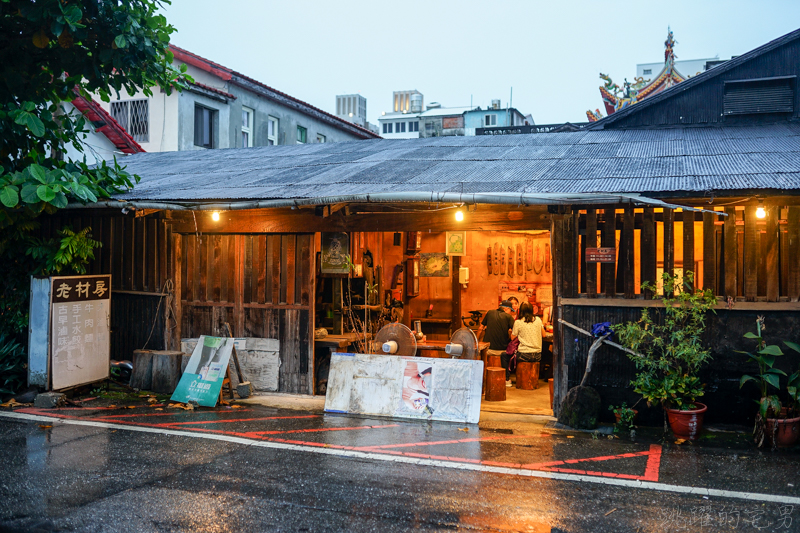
[112,123,800,201]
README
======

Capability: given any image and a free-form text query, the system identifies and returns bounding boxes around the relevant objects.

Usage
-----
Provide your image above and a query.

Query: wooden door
[179,233,315,394]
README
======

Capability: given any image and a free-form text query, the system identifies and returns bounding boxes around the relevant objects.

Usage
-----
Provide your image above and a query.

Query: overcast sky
[162,0,800,126]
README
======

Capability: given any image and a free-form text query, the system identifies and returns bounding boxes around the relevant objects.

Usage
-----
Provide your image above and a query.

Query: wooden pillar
[235,234,246,335]
[683,209,695,290]
[744,206,758,301]
[789,206,800,302]
[765,206,779,302]
[622,205,635,298]
[450,255,462,332]
[724,207,738,299]
[702,211,717,295]
[585,208,597,297]
[663,208,675,296]
[169,229,182,352]
[602,207,616,297]
[550,215,564,416]
[641,207,656,299]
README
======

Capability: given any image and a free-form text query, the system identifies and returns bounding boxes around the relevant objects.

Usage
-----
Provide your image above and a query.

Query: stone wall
[181,338,281,392]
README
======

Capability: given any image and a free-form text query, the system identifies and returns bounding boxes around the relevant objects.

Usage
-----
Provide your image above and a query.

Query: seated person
[511,302,544,363]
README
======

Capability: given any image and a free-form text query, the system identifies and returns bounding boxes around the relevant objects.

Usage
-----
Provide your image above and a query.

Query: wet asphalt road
[0,405,799,533]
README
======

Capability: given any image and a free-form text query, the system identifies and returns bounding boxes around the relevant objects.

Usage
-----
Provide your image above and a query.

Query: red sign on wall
[586,247,616,263]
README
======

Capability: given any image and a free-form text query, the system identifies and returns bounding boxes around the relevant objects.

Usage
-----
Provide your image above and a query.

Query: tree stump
[132,350,185,394]
[484,367,506,401]
[486,354,502,368]
[516,362,539,390]
[130,350,154,390]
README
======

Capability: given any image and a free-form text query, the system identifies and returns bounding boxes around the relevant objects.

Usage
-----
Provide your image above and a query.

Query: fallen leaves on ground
[231,405,244,409]
[458,427,469,432]
[38,425,52,430]
[167,403,194,411]
[566,435,575,439]
[674,438,687,445]
[154,408,163,411]
[147,398,157,403]
[0,399,19,408]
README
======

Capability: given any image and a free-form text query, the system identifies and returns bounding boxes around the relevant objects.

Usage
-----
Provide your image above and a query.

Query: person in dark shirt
[478,300,516,386]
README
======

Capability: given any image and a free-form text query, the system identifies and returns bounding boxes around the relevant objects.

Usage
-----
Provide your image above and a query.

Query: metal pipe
[66,192,724,215]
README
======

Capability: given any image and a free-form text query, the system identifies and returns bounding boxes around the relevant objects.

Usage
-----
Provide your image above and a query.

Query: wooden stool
[516,361,540,390]
[486,354,502,368]
[484,367,506,401]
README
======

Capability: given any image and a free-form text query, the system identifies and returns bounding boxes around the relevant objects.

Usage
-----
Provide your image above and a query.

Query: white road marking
[3,410,799,505]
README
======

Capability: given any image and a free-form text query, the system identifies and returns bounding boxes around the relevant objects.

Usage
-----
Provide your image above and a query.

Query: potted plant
[738,317,800,448]
[609,402,638,435]
[614,272,717,440]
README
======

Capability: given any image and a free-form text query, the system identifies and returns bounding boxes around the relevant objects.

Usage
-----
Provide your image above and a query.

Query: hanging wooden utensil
[533,243,544,274]
[526,237,533,271]
[493,242,500,275]
[500,245,506,275]
[487,247,493,276]
[516,243,524,276]
[545,243,551,273]
[507,246,514,277]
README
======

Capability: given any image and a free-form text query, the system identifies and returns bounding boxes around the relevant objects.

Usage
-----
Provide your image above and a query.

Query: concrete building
[95,46,379,154]
[637,57,726,79]
[463,102,530,136]
[335,94,367,127]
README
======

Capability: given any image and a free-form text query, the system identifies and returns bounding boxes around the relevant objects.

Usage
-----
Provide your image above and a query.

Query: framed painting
[446,231,466,256]
[321,232,350,275]
[420,253,450,277]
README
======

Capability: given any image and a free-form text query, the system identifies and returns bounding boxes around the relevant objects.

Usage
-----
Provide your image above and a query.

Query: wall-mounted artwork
[446,231,466,256]
[321,232,350,274]
[420,253,450,277]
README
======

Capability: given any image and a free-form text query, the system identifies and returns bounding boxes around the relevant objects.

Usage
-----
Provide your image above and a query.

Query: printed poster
[171,336,233,407]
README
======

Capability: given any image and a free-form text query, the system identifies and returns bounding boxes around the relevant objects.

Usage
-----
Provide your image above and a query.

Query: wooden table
[315,333,372,353]
[416,340,490,360]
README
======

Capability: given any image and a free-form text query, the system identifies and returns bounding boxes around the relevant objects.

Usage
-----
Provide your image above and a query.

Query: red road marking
[251,424,400,436]
[521,444,663,482]
[359,434,539,450]
[154,415,320,427]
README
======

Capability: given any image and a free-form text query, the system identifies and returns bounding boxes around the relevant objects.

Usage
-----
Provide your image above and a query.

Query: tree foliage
[0,1,188,394]
[0,0,188,228]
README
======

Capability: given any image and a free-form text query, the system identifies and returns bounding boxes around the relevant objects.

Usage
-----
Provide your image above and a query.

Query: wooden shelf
[416,318,452,324]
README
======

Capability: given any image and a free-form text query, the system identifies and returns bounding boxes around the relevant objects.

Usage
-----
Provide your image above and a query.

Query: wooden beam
[702,212,717,295]
[166,206,552,234]
[585,208,597,298]
[622,205,635,298]
[788,206,800,302]
[683,209,695,290]
[602,207,616,297]
[744,206,758,302]
[765,206,779,302]
[170,230,182,352]
[663,208,674,296]
[724,207,737,299]
[641,207,656,299]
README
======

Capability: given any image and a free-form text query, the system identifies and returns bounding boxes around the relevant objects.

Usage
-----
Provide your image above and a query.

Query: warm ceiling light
[756,203,766,219]
[211,211,220,222]
[455,209,464,222]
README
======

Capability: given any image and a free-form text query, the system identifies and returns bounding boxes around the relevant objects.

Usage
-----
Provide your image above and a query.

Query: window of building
[297,125,307,144]
[267,116,278,145]
[383,122,393,134]
[241,107,253,148]
[194,105,216,148]
[317,133,326,143]
[643,68,652,75]
[396,121,406,133]
[484,114,497,126]
[110,99,149,142]
[409,121,419,132]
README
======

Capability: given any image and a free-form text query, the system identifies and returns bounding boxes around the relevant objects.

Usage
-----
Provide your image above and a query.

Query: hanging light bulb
[756,202,766,219]
[455,209,464,222]
[211,211,220,222]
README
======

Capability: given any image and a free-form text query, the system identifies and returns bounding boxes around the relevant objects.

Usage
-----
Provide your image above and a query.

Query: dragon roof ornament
[586,28,686,122]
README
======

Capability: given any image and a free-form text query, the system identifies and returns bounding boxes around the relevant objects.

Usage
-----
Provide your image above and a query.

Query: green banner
[171,336,233,407]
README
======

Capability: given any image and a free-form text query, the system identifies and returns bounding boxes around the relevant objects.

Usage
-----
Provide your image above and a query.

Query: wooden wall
[550,203,800,417]
[178,233,315,394]
[42,214,172,361]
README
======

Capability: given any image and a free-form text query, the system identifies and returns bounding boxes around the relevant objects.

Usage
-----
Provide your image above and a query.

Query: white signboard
[324,353,484,424]
[49,275,111,390]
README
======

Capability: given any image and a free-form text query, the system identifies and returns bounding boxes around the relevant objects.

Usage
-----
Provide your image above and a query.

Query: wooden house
[57,27,800,423]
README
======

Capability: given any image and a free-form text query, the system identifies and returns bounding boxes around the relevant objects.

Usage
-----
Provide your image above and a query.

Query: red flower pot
[666,402,707,440]
[765,416,800,448]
